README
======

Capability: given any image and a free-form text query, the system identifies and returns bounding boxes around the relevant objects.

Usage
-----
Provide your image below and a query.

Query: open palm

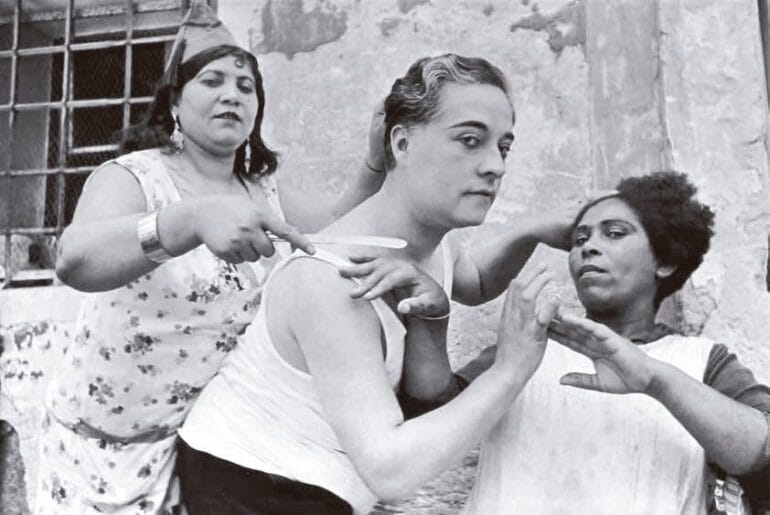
[547,313,655,394]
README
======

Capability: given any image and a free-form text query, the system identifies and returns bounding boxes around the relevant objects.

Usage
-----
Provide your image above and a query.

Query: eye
[200,76,223,87]
[460,134,481,148]
[572,233,588,246]
[499,144,511,160]
[606,229,625,239]
[238,79,255,94]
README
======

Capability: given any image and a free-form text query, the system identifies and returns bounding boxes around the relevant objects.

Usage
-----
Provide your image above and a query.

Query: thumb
[536,298,559,328]
[559,372,602,391]
[397,298,413,315]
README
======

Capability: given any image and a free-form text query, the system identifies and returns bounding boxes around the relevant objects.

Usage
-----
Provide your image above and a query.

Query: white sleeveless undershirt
[464,334,715,515]
[181,241,454,515]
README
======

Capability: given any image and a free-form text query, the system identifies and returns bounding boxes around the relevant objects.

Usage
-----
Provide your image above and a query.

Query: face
[174,54,259,155]
[568,198,663,314]
[394,82,514,228]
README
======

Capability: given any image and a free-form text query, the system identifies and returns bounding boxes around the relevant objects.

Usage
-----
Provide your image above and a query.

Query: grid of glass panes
[0,0,186,287]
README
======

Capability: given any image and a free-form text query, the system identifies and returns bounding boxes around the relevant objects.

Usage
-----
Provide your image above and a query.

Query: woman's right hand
[191,194,315,263]
[494,264,558,379]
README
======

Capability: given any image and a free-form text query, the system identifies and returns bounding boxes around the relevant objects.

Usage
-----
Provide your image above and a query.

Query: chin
[452,208,490,228]
[576,289,614,313]
[210,139,246,155]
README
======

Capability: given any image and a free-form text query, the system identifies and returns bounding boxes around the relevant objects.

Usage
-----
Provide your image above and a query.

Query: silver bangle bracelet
[412,311,450,321]
[137,210,173,264]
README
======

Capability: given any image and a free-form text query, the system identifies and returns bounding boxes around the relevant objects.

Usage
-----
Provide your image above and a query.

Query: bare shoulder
[71,161,146,222]
[273,255,382,347]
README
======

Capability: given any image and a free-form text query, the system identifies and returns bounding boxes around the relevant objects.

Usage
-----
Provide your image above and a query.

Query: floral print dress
[35,148,285,514]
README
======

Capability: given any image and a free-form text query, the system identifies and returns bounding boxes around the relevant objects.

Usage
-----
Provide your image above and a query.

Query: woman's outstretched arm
[278,259,556,503]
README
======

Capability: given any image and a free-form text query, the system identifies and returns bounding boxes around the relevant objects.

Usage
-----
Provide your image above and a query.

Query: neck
[332,176,448,262]
[586,300,658,342]
[177,138,237,183]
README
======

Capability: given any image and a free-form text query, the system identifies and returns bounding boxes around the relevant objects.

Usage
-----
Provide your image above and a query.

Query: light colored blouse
[464,334,715,515]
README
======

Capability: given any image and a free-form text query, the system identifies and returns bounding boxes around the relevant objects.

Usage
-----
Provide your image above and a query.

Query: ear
[655,263,676,280]
[389,124,410,164]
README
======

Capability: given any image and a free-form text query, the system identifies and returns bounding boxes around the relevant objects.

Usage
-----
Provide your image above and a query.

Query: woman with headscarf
[37,1,387,513]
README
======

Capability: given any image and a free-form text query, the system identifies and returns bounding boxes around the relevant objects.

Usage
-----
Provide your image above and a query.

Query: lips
[578,264,607,277]
[466,190,497,200]
[214,111,241,122]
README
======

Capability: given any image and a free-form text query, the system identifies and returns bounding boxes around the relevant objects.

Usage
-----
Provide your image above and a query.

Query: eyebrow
[574,219,637,232]
[198,69,255,82]
[447,120,514,140]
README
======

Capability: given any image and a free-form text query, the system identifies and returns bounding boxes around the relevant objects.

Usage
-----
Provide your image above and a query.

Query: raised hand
[526,190,618,250]
[192,194,314,263]
[495,265,559,380]
[338,253,449,319]
[547,313,657,394]
[365,98,387,173]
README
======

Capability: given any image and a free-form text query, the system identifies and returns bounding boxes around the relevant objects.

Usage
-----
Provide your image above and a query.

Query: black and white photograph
[1,1,769,513]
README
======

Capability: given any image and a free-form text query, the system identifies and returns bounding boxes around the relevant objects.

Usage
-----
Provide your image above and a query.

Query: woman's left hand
[527,190,618,251]
[547,312,659,394]
[338,253,450,319]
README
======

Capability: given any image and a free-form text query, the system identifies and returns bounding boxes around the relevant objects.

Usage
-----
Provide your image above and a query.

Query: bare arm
[549,313,769,475]
[337,253,453,405]
[279,102,387,232]
[400,317,452,403]
[648,362,768,475]
[55,164,199,291]
[57,163,311,292]
[287,260,556,502]
[450,227,539,305]
[453,194,616,305]
[278,167,384,233]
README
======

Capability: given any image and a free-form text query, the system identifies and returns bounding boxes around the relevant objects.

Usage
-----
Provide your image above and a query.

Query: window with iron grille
[0,0,190,288]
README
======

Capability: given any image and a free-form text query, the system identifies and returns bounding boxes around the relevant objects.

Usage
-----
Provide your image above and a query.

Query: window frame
[0,0,189,287]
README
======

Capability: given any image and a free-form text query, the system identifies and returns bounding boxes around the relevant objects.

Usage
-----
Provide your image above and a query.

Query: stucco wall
[2,0,769,513]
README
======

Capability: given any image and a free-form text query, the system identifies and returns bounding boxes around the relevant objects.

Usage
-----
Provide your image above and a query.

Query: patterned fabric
[35,149,285,514]
[180,241,454,515]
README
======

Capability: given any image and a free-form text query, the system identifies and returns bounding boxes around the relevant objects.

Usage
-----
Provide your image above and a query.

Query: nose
[477,147,506,179]
[220,81,241,105]
[580,235,602,258]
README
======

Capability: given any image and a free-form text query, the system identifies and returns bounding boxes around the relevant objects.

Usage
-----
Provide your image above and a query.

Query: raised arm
[548,313,770,476]
[56,163,311,292]
[279,103,387,233]
[286,259,556,503]
[452,194,616,306]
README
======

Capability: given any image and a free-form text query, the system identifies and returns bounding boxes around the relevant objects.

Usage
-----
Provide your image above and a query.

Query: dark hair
[382,53,514,170]
[120,44,278,178]
[575,171,715,307]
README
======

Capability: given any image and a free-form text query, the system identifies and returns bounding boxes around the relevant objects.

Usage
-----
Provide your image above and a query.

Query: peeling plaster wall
[656,0,770,381]
[1,0,769,513]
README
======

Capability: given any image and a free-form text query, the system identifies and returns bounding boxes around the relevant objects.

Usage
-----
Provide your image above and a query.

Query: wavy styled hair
[575,171,716,308]
[120,44,278,178]
[382,53,514,170]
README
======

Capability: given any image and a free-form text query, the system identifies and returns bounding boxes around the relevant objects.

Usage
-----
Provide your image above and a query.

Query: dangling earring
[170,115,184,153]
[244,141,252,173]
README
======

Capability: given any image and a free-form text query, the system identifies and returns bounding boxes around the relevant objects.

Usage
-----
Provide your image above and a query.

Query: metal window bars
[0,0,187,288]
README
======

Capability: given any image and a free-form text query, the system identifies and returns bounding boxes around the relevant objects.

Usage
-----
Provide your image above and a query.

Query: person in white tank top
[452,172,770,514]
[177,53,597,515]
